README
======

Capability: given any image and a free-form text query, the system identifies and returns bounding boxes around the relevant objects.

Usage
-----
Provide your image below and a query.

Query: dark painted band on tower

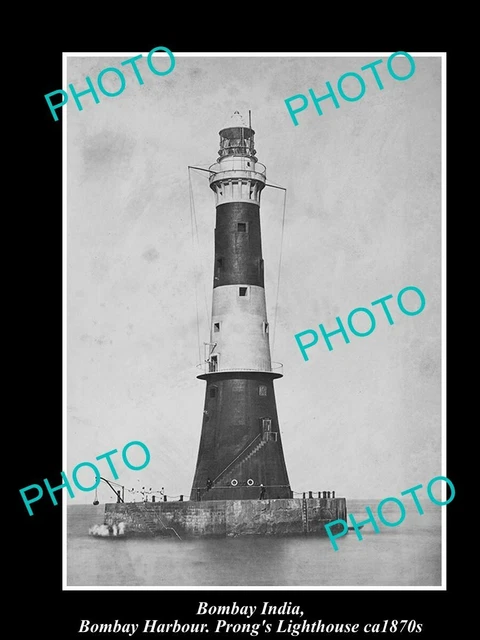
[190,372,291,501]
[214,202,264,288]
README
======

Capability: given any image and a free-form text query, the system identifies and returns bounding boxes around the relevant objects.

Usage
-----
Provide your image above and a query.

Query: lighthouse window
[262,418,272,431]
[258,259,264,279]
[239,287,248,297]
[209,386,218,399]
[259,385,267,397]
[237,222,247,232]
[263,322,269,334]
[213,322,220,332]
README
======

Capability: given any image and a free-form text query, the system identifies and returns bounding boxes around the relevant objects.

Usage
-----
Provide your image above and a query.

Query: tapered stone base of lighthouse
[103,113,346,538]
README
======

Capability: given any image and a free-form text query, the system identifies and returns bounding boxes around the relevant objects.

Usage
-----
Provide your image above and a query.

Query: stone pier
[103,497,347,538]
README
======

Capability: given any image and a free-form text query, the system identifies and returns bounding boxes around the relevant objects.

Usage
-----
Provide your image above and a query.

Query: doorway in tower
[209,355,219,372]
[262,416,278,442]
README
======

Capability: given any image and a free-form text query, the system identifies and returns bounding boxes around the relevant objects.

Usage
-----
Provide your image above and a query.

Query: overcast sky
[66,53,442,504]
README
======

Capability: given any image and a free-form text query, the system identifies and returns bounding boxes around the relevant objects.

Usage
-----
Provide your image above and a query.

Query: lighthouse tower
[190,112,293,501]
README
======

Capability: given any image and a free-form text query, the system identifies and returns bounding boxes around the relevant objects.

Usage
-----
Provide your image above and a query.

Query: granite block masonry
[104,497,347,538]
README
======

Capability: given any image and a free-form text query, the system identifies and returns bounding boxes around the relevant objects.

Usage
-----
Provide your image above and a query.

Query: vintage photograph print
[63,52,444,590]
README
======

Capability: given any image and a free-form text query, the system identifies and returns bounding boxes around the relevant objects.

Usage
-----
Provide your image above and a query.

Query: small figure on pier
[206,477,213,491]
[259,484,266,500]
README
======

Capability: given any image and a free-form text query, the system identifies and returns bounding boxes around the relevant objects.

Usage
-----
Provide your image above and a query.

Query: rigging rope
[189,166,211,323]
[188,167,212,362]
[271,187,287,358]
[188,169,202,364]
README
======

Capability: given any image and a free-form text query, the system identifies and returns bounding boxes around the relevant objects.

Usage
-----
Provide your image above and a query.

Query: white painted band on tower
[210,285,272,372]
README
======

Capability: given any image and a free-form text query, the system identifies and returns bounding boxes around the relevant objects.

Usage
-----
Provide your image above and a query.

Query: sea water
[66,501,441,587]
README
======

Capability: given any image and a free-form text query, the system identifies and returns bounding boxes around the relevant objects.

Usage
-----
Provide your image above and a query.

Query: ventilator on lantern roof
[227,110,247,127]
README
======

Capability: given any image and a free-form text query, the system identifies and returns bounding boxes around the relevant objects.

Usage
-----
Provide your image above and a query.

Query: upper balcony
[209,158,267,190]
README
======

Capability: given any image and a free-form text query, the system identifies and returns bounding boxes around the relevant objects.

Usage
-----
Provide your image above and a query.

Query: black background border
[16,43,455,638]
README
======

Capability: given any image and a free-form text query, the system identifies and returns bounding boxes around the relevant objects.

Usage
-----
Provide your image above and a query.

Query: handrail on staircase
[129,501,183,541]
[212,434,262,484]
[142,503,183,541]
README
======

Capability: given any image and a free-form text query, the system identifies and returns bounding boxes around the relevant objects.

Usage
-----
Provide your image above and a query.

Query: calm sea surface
[67,501,441,587]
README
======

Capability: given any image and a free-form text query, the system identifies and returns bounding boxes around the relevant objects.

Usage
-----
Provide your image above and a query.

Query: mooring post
[302,495,309,534]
